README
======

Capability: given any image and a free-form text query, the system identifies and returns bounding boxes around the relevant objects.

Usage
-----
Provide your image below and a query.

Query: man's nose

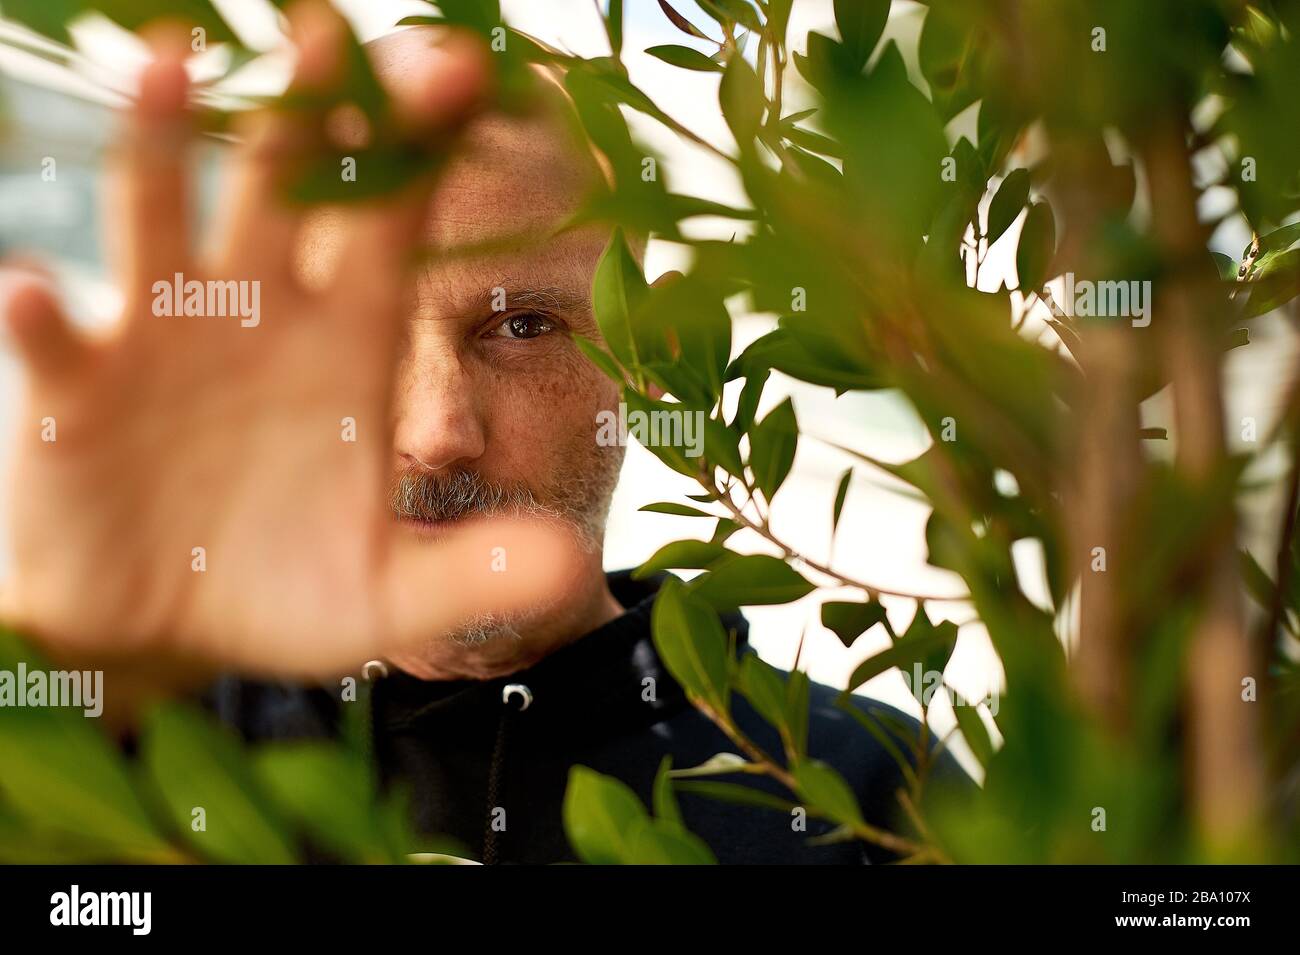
[392,351,487,471]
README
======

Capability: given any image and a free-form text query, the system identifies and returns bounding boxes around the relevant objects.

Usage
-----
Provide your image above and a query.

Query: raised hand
[0,2,576,680]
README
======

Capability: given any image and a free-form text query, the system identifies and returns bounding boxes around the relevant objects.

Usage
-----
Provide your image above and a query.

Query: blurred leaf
[821,599,889,648]
[699,0,763,33]
[605,0,624,55]
[627,816,717,863]
[834,0,889,72]
[1240,548,1276,609]
[728,328,886,392]
[563,766,646,864]
[675,780,796,813]
[918,0,986,119]
[645,43,723,71]
[987,168,1030,245]
[253,742,390,863]
[704,417,746,477]
[844,605,959,694]
[951,695,995,770]
[827,42,949,245]
[652,577,732,707]
[786,668,811,758]
[0,633,172,861]
[652,756,682,825]
[143,703,296,864]
[720,50,764,146]
[657,0,710,39]
[793,759,864,827]
[732,368,770,433]
[1258,220,1300,256]
[1212,251,1238,281]
[1244,248,1300,317]
[748,397,798,500]
[668,752,752,777]
[1017,200,1057,292]
[572,334,626,383]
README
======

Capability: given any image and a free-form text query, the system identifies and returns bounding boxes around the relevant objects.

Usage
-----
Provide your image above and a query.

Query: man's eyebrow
[475,285,592,315]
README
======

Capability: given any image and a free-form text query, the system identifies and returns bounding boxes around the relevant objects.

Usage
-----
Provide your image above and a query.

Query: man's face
[297,36,627,647]
[389,171,625,551]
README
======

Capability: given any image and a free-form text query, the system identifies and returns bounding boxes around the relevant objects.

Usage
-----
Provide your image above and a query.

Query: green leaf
[821,599,889,648]
[627,816,717,863]
[253,742,390,863]
[843,606,959,694]
[917,0,984,119]
[592,228,649,371]
[1212,251,1238,281]
[826,41,949,243]
[951,695,995,770]
[793,759,864,828]
[652,756,682,825]
[652,577,732,705]
[1016,200,1056,293]
[737,654,790,732]
[634,538,730,577]
[606,0,624,55]
[645,43,724,71]
[704,417,745,477]
[987,167,1030,245]
[690,554,815,611]
[636,275,733,401]
[834,0,889,72]
[142,703,297,864]
[620,390,697,477]
[0,634,172,861]
[719,50,764,147]
[748,397,798,500]
[674,780,796,813]
[668,752,751,778]
[656,0,709,40]
[1239,548,1275,609]
[732,369,770,434]
[1244,248,1300,317]
[1257,221,1300,256]
[639,501,713,517]
[699,0,763,33]
[832,467,853,535]
[563,766,648,864]
[572,334,626,384]
[786,669,811,758]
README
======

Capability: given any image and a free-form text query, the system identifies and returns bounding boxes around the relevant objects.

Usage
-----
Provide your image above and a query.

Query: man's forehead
[417,226,604,325]
[425,113,598,248]
[370,27,603,247]
[299,29,610,313]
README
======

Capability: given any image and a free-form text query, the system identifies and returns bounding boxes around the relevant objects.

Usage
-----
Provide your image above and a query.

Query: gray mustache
[390,468,545,522]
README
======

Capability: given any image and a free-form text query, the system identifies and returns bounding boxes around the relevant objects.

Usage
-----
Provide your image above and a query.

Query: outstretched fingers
[379,517,584,663]
[331,30,491,304]
[211,0,346,280]
[0,266,88,383]
[105,27,194,304]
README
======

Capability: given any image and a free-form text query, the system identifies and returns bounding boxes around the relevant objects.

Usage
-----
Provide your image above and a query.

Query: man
[0,2,963,863]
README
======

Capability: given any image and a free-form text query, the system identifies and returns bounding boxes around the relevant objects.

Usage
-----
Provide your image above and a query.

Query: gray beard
[388,454,622,644]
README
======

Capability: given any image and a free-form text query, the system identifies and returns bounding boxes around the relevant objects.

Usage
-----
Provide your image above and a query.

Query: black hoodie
[204,571,969,864]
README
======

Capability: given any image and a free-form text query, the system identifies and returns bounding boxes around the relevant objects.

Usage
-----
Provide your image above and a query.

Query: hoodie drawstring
[482,683,532,865]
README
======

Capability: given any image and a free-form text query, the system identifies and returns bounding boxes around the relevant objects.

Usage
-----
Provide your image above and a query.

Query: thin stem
[709,473,966,602]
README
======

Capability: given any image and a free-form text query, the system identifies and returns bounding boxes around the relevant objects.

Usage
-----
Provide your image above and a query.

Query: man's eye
[491,313,557,340]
